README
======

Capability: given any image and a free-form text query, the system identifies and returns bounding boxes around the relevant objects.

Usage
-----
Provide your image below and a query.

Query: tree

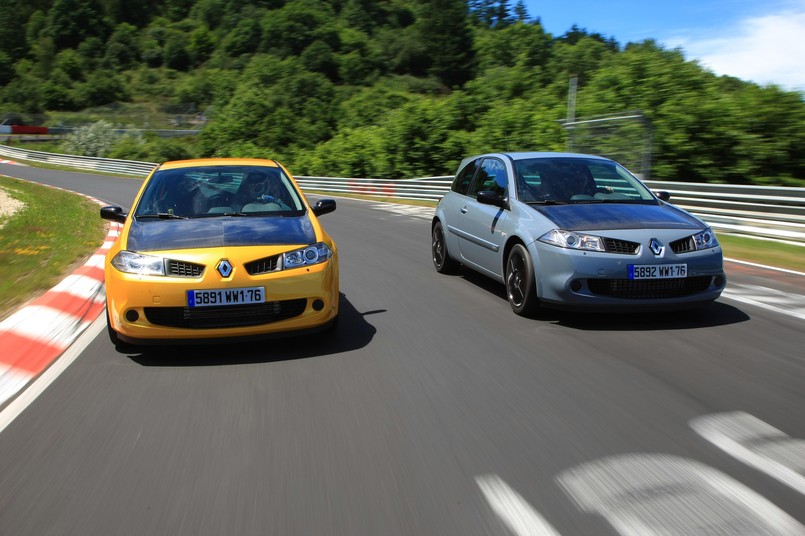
[46,0,110,49]
[416,0,475,87]
[222,17,262,57]
[199,56,337,155]
[103,23,141,71]
[0,1,32,60]
[260,0,339,58]
[75,70,129,108]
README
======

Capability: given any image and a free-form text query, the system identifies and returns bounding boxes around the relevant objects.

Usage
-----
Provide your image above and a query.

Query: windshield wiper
[136,212,189,220]
[526,200,567,205]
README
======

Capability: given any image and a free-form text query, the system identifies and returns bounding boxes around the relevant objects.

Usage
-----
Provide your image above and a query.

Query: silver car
[431,152,726,314]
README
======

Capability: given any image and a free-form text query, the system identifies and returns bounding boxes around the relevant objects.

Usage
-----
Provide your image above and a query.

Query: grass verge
[0,176,107,321]
[718,234,804,273]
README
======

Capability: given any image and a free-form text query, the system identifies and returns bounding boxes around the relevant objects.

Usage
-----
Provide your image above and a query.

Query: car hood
[533,203,704,231]
[126,215,318,251]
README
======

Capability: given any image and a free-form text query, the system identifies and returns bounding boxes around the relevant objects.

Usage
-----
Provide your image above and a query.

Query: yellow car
[100,158,338,347]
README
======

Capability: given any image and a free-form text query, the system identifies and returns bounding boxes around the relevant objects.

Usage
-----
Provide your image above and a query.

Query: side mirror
[655,191,671,202]
[100,205,127,223]
[312,199,336,217]
[477,190,507,209]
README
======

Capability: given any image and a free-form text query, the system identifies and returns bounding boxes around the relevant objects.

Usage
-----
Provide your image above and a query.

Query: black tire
[432,221,460,274]
[505,244,540,316]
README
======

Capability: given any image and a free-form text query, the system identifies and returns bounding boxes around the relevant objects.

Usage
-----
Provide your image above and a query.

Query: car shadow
[456,266,751,331]
[549,301,750,331]
[125,292,380,366]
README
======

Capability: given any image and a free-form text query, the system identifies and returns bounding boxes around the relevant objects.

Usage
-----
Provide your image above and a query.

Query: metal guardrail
[643,180,805,246]
[294,176,805,245]
[1,145,803,244]
[0,144,157,176]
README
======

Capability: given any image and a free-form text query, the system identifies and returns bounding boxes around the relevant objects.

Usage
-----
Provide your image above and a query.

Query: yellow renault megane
[100,158,339,347]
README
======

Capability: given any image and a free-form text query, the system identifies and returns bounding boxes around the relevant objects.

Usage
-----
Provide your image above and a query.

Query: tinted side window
[452,159,478,195]
[469,158,508,198]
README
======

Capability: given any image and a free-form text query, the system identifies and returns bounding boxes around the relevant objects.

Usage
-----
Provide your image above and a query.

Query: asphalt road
[1,164,804,535]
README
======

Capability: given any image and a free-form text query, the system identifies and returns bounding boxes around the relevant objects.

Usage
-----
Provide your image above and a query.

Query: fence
[0,144,157,176]
[1,144,803,245]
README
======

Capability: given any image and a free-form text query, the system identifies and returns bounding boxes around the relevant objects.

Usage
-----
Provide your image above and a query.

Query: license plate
[628,264,687,279]
[187,287,265,307]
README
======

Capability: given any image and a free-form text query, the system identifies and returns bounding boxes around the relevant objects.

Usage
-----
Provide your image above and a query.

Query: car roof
[157,158,282,170]
[466,152,613,162]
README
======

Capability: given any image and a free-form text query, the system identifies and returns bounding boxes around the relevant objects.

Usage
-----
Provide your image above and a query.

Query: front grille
[588,276,712,299]
[167,259,205,277]
[670,237,695,254]
[144,299,308,329]
[603,238,639,254]
[245,254,281,275]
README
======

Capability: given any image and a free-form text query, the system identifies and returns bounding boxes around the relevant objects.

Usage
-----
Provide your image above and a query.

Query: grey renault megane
[431,152,726,315]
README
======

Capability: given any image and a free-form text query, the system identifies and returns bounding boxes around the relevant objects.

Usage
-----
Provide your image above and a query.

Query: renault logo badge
[216,259,233,278]
[649,238,663,256]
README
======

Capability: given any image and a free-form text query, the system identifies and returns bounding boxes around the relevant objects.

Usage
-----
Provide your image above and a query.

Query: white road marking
[0,364,34,407]
[557,453,805,536]
[726,258,805,277]
[0,305,91,350]
[721,283,805,321]
[370,202,435,220]
[476,474,563,536]
[51,274,106,301]
[691,412,805,496]
[0,314,105,433]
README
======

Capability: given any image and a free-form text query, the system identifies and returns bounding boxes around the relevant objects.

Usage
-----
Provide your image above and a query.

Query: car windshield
[134,165,306,219]
[514,157,657,204]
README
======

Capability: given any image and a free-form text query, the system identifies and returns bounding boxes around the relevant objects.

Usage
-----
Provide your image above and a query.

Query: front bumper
[531,241,726,311]
[106,256,339,342]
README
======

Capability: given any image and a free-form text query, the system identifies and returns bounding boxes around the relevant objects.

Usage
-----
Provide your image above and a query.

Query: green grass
[0,176,107,321]
[718,234,804,272]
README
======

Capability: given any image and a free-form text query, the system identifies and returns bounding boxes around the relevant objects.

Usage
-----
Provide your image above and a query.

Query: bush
[61,120,118,157]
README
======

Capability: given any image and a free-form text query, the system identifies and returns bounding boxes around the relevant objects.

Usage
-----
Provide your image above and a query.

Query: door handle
[460,206,468,214]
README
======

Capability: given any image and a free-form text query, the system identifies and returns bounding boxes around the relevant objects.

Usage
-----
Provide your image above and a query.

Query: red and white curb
[0,187,121,407]
[0,159,27,166]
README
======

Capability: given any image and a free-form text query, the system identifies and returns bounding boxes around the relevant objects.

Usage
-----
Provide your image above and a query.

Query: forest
[1,0,803,185]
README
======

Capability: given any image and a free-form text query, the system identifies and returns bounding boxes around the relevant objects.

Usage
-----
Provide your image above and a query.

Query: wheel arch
[502,235,542,299]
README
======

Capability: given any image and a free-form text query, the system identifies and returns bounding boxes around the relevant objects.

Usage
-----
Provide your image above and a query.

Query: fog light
[570,279,583,292]
[312,299,325,311]
[125,310,139,322]
[713,275,725,288]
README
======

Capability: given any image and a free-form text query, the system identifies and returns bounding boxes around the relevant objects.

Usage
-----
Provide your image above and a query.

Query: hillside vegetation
[1,0,803,184]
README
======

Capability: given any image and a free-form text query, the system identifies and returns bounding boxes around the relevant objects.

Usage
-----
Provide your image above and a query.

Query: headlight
[283,242,332,269]
[692,228,719,250]
[538,229,605,251]
[111,250,166,275]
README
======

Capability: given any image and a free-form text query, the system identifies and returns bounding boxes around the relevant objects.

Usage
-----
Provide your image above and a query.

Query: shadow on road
[551,301,750,331]
[125,292,379,366]
[455,266,750,330]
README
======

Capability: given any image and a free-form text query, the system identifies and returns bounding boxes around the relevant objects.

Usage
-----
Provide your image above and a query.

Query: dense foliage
[1,0,803,184]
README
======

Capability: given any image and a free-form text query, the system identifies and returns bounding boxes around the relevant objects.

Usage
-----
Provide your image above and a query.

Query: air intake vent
[603,238,639,254]
[166,259,205,277]
[245,255,282,275]
[670,237,695,254]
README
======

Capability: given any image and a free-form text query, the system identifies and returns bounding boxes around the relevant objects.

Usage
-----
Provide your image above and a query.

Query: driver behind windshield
[235,171,291,211]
